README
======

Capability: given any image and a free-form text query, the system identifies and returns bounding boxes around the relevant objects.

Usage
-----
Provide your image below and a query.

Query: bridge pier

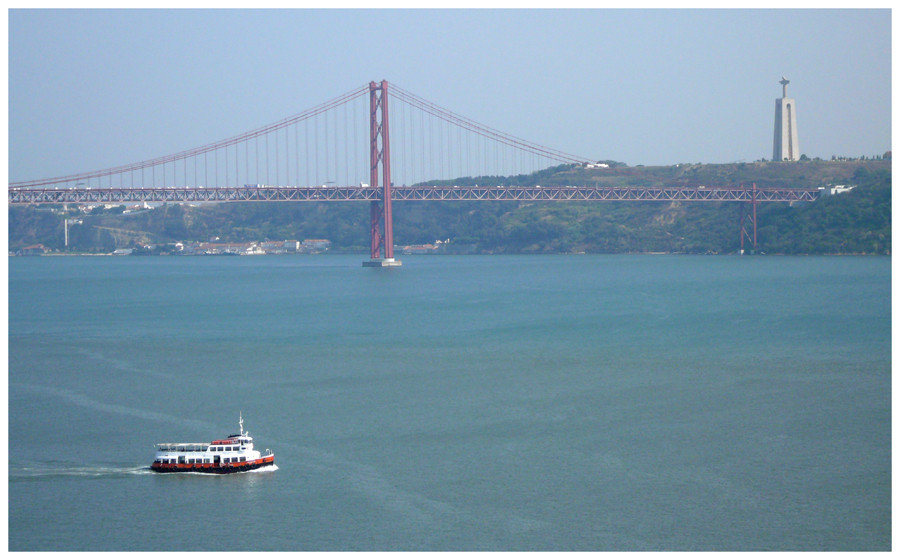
[363,257,403,267]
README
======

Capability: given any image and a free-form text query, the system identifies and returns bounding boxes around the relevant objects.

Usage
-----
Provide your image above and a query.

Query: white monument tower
[773,76,799,161]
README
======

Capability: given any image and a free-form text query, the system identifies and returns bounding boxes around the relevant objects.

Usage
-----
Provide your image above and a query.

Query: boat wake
[11,382,219,434]
[10,463,278,480]
[9,465,153,480]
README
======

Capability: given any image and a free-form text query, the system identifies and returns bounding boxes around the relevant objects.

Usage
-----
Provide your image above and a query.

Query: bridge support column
[363,80,401,267]
[739,183,758,255]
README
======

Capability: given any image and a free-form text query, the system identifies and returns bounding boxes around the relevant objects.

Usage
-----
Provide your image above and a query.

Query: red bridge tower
[363,80,402,267]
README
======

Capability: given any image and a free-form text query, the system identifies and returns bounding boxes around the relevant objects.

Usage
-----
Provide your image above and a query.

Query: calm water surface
[7,255,891,550]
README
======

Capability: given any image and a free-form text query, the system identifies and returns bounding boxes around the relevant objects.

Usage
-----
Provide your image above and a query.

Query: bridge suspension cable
[390,84,590,168]
[10,84,370,190]
[11,81,595,191]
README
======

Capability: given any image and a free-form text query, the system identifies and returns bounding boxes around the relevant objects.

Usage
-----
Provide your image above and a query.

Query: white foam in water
[11,465,152,479]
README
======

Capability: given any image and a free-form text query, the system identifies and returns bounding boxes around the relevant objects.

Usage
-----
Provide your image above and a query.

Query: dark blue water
[7,255,891,550]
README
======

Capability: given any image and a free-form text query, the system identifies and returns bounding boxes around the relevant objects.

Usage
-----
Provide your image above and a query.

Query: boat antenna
[239,411,244,436]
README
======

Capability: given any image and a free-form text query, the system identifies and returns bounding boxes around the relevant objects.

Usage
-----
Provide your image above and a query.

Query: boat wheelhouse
[151,415,275,474]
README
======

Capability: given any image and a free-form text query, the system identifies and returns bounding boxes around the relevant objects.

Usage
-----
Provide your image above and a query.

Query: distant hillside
[8,159,891,255]
[434,158,891,190]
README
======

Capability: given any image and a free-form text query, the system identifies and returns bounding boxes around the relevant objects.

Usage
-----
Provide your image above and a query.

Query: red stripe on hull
[151,455,274,474]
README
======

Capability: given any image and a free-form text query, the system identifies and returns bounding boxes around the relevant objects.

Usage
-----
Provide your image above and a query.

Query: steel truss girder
[8,185,820,205]
[388,185,819,202]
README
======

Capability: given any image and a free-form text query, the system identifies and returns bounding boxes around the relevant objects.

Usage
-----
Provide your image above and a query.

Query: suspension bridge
[8,80,820,263]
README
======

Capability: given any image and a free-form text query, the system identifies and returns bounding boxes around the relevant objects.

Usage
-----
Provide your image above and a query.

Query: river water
[7,254,891,550]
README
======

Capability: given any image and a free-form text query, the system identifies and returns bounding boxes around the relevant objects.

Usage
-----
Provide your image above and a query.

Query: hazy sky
[7,8,892,182]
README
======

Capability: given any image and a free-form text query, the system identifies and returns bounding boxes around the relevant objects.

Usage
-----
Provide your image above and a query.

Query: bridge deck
[8,185,820,204]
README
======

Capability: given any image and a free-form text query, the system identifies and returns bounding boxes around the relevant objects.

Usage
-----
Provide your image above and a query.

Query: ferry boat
[151,414,275,474]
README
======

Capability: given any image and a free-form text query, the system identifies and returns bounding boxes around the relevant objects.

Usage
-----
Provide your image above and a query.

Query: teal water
[7,255,891,550]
